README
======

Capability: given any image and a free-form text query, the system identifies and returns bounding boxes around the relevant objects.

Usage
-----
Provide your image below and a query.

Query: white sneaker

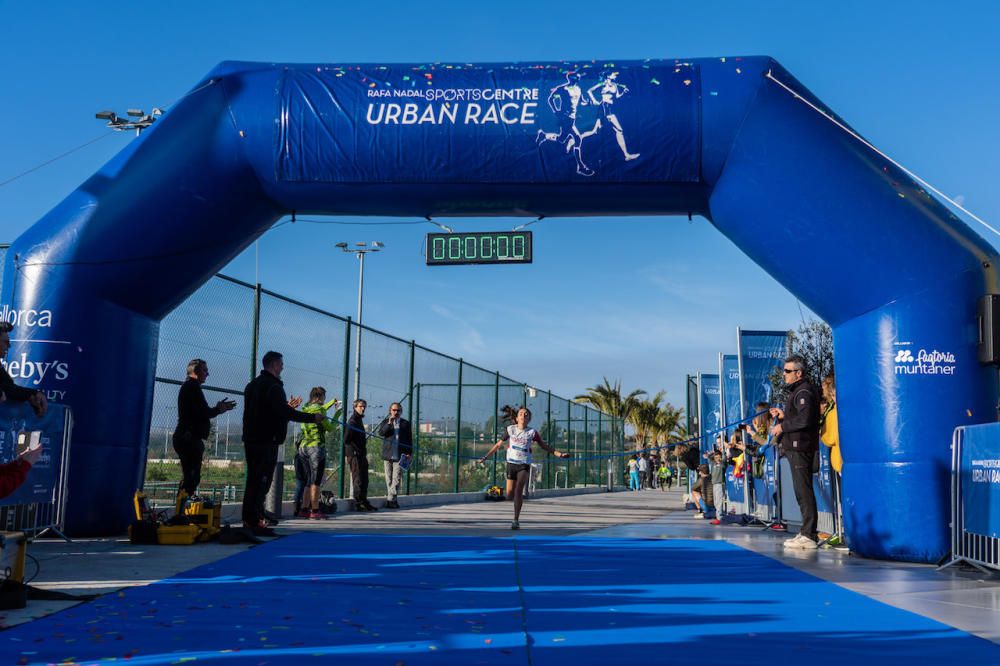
[785,534,818,550]
[783,535,806,548]
[693,512,704,519]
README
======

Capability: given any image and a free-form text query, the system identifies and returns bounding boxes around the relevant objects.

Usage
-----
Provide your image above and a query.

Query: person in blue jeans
[628,454,640,490]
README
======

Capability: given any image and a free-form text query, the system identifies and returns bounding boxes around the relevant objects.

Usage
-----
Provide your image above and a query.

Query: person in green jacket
[657,462,672,491]
[295,387,340,519]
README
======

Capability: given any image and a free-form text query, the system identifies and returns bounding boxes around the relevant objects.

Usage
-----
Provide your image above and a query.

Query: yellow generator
[176,492,221,541]
[129,490,219,546]
[0,531,27,609]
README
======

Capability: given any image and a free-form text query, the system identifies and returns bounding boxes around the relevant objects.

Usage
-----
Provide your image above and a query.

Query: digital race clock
[425,231,533,266]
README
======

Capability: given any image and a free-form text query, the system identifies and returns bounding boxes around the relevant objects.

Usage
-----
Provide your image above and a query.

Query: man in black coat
[771,355,822,550]
[345,399,376,511]
[376,401,413,509]
[173,359,236,499]
[242,351,323,536]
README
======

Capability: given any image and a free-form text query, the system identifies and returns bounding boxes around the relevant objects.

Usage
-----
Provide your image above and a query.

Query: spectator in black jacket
[173,359,236,499]
[771,355,821,550]
[241,351,324,536]
[345,399,376,511]
[376,402,412,509]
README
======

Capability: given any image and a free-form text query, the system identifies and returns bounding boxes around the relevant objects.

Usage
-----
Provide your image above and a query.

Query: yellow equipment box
[0,531,26,582]
[183,499,221,529]
[156,524,204,545]
[0,531,27,610]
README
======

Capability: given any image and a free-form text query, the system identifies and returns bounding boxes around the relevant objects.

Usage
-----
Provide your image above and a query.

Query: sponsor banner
[0,402,68,507]
[892,341,957,377]
[720,354,741,436]
[698,373,720,455]
[0,302,73,403]
[738,330,787,418]
[277,61,700,185]
[962,425,1000,538]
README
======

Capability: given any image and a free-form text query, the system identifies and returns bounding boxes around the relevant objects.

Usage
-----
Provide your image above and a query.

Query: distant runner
[479,406,570,530]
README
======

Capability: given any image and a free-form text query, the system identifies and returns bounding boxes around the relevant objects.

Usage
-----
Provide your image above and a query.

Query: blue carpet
[3,533,998,665]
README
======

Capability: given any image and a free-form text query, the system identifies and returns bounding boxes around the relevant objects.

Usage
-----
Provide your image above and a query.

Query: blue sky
[1,1,998,407]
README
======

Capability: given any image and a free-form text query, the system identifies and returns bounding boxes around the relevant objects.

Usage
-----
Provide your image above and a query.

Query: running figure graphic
[536,71,594,176]
[586,71,640,161]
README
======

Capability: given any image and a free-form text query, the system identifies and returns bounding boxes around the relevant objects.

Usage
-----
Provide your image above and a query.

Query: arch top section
[215,56,778,218]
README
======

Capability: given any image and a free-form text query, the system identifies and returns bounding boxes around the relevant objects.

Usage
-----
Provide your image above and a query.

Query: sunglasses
[783,368,799,374]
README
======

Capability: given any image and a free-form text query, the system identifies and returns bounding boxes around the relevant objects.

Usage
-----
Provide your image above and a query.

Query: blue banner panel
[698,374,720,455]
[0,402,67,506]
[814,443,834,518]
[962,424,1000,538]
[738,330,788,418]
[721,354,741,435]
[277,62,701,184]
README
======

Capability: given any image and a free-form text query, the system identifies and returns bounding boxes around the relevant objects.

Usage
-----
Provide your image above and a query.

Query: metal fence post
[251,283,261,381]
[414,383,421,495]
[406,341,415,496]
[493,371,500,487]
[565,400,572,489]
[597,409,603,489]
[583,406,589,487]
[546,390,553,490]
[339,317,352,499]
[455,359,463,493]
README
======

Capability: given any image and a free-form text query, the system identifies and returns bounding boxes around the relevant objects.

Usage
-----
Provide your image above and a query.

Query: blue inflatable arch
[4,57,996,562]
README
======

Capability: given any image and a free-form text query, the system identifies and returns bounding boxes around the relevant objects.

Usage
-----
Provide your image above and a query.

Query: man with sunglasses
[377,402,412,509]
[770,355,821,550]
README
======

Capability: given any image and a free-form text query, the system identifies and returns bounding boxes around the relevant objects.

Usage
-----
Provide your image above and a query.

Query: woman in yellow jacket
[820,374,841,474]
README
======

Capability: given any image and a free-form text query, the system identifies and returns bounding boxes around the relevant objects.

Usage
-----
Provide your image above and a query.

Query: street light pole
[353,250,364,403]
[336,241,383,403]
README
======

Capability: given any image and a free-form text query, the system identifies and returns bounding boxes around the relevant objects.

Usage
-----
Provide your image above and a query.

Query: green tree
[768,318,835,402]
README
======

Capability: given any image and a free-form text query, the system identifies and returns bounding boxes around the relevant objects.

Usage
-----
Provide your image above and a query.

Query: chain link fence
[147,273,625,503]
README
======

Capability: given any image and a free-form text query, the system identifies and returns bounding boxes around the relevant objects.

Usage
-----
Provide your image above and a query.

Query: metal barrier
[940,425,1000,574]
[0,403,73,540]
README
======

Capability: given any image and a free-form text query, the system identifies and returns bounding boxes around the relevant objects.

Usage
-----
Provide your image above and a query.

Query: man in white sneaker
[771,355,821,550]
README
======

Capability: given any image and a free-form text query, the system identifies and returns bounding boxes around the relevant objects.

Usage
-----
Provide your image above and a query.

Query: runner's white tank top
[504,425,540,464]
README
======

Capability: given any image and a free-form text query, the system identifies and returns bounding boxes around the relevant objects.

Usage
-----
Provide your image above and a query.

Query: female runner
[479,406,570,530]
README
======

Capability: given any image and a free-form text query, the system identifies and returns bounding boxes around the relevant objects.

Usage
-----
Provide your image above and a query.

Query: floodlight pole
[337,241,383,402]
[353,250,365,403]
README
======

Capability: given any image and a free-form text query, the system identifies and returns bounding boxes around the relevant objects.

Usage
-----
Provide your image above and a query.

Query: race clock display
[425,231,532,266]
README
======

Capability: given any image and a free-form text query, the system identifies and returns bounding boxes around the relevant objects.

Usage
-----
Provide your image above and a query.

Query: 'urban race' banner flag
[720,354,741,435]
[961,424,1000,538]
[698,373,720,455]
[737,329,788,418]
[277,61,701,185]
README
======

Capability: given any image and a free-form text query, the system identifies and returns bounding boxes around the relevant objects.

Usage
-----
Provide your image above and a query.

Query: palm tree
[628,391,666,450]
[653,404,684,446]
[575,378,645,456]
[574,378,645,422]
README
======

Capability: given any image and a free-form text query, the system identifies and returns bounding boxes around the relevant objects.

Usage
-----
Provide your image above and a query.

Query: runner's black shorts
[506,462,531,481]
